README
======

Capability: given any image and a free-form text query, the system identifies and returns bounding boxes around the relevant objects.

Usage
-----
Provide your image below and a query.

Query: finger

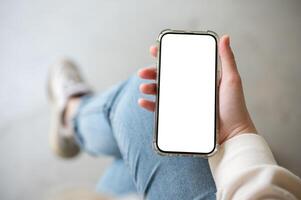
[138,98,155,112]
[139,83,157,95]
[137,67,157,80]
[219,35,239,76]
[149,45,158,58]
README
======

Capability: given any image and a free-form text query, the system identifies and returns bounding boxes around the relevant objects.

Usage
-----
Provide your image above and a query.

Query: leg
[73,81,127,157]
[49,59,215,198]
[109,75,216,199]
[72,81,138,196]
[47,59,137,196]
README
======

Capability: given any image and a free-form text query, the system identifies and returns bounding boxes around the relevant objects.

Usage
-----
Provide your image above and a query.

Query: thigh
[110,75,216,200]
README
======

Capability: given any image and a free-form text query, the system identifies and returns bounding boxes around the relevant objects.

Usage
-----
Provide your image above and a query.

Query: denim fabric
[73,75,216,200]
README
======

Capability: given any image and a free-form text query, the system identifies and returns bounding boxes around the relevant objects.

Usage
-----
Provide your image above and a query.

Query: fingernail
[228,36,231,47]
[226,35,231,48]
[224,35,230,47]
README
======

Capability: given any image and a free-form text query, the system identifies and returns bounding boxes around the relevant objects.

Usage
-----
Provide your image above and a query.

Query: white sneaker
[47,59,92,158]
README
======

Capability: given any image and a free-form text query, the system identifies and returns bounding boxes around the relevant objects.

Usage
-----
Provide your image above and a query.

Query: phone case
[153,29,221,158]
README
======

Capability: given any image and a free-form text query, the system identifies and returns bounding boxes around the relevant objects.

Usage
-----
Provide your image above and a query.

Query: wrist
[219,122,257,145]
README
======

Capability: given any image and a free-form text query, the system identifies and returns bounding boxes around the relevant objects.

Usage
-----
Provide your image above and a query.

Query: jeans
[73,75,216,200]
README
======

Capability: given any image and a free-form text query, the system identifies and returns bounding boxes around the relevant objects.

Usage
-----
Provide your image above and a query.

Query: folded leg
[109,75,216,200]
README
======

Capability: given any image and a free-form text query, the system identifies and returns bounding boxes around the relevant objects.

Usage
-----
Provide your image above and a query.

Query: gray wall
[0,0,300,199]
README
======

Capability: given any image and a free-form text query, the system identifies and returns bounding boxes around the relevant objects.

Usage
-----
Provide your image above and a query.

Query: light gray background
[0,0,300,199]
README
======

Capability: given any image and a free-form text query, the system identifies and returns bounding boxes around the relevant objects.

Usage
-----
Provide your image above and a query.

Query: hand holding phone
[138,32,257,156]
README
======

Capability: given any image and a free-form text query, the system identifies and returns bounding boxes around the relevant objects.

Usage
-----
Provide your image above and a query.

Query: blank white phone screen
[157,33,217,154]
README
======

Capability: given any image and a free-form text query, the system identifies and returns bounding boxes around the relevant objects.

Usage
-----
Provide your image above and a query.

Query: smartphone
[154,29,220,157]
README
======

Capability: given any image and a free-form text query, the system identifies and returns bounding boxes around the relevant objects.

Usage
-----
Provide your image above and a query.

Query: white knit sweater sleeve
[209,134,301,200]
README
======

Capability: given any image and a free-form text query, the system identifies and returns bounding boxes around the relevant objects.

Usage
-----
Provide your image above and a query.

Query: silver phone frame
[153,29,221,158]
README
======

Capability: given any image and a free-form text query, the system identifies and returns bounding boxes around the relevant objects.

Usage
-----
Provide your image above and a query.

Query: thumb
[219,35,239,76]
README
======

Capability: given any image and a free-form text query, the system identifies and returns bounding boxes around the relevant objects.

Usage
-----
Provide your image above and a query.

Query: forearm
[209,134,301,200]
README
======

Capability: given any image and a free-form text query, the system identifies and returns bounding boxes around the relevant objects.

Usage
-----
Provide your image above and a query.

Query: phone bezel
[153,29,220,157]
